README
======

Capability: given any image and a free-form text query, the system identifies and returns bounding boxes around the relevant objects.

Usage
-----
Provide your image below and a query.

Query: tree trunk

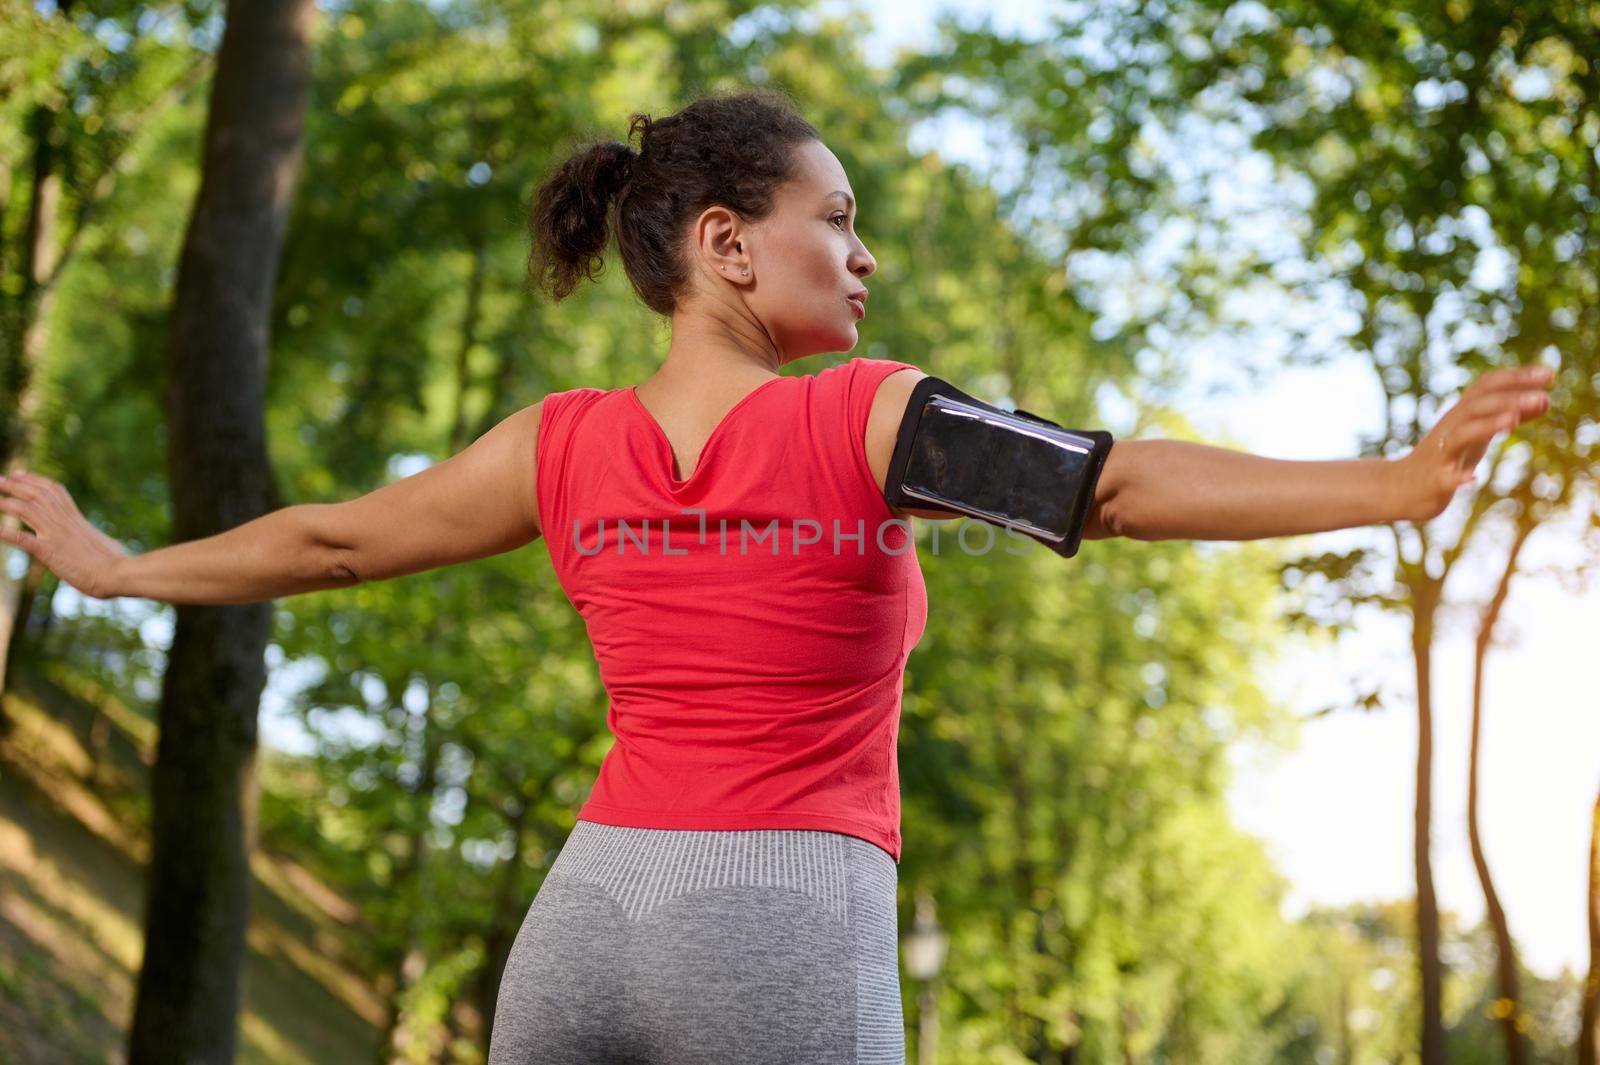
[1580,778,1600,1065]
[123,0,314,1059]
[1407,579,1446,1065]
[1467,517,1535,1065]
[2,555,50,692]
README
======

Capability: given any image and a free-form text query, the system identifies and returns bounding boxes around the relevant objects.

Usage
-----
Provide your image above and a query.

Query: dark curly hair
[526,87,822,316]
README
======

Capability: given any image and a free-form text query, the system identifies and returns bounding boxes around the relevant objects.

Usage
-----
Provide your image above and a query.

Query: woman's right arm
[0,400,544,605]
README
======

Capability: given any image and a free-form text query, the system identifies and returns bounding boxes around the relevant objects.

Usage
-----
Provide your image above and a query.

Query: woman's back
[536,355,928,862]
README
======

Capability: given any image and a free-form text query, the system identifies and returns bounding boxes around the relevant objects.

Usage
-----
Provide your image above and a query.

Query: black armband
[883,375,1114,558]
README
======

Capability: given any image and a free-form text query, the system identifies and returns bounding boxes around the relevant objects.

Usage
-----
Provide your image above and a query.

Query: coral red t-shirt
[535,356,928,862]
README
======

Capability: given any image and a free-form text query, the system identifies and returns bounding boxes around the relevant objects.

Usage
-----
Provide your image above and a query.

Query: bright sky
[838,0,1598,980]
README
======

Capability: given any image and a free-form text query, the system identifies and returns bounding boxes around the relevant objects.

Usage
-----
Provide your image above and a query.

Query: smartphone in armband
[884,376,1114,559]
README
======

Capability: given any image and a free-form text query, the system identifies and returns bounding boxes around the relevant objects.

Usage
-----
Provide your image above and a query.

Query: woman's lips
[847,295,866,317]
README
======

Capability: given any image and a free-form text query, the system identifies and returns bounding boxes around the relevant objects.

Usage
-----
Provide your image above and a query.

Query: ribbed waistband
[547,819,892,924]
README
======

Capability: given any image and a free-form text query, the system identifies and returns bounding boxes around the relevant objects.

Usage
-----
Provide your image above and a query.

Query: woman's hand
[0,469,130,599]
[1396,364,1557,523]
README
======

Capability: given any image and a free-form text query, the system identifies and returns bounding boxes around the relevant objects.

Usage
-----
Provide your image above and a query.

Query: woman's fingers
[0,496,37,532]
[0,472,53,522]
[1457,368,1555,433]
[1404,366,1556,522]
[0,471,43,500]
[2,470,75,512]
[0,476,45,558]
[1447,410,1516,469]
[3,471,62,511]
[0,523,40,553]
[0,470,125,598]
[1469,365,1556,397]
[1459,387,1550,423]
[1456,409,1515,445]
[1443,377,1552,466]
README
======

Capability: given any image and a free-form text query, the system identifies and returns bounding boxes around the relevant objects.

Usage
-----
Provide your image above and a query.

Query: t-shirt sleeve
[843,356,923,505]
[535,388,609,555]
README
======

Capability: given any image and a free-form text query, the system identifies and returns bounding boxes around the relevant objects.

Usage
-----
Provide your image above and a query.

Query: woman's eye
[831,214,849,230]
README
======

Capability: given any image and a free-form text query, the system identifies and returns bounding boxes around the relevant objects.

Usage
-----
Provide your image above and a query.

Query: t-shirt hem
[576,800,901,863]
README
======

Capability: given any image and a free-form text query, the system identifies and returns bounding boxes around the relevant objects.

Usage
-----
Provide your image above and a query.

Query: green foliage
[10,0,1593,1060]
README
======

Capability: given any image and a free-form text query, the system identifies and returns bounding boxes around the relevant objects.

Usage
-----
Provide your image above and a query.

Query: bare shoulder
[863,366,963,522]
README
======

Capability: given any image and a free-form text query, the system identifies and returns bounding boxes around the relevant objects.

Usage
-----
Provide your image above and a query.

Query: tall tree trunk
[1407,578,1446,1065]
[123,0,314,1060]
[3,556,50,692]
[1467,516,1536,1065]
[1580,778,1600,1065]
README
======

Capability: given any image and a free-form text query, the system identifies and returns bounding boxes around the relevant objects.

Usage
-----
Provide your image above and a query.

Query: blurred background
[1,0,1597,1062]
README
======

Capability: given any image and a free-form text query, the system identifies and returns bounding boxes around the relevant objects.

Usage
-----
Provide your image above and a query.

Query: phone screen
[900,395,1095,542]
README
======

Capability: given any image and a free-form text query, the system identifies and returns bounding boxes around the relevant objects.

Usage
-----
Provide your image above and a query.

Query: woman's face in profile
[739,139,878,362]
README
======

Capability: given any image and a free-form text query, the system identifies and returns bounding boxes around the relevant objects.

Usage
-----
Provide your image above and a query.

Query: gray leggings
[487,819,906,1064]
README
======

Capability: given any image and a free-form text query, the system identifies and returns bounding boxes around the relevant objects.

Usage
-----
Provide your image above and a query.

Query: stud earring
[741,268,749,275]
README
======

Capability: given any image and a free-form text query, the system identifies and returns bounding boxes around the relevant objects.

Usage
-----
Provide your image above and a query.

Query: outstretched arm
[0,400,544,604]
[1099,365,1556,542]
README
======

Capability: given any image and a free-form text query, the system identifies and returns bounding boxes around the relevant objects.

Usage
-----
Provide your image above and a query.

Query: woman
[0,88,1555,1063]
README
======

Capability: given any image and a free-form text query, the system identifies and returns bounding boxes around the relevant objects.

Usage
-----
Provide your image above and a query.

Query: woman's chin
[795,322,861,356]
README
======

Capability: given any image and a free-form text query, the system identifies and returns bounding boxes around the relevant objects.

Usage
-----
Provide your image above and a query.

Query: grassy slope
[0,662,384,1065]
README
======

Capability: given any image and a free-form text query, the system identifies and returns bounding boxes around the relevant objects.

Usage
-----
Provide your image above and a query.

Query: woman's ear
[693,204,752,283]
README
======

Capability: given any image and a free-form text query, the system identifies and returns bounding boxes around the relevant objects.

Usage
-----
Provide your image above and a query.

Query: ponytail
[527,137,637,303]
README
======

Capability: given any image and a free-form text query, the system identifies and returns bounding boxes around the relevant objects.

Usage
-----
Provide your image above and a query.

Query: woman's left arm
[1098,364,1557,542]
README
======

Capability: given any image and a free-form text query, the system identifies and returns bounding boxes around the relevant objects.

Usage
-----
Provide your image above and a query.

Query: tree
[123,0,315,1060]
[1584,777,1600,1065]
[894,3,1600,1059]
[1196,7,1600,1058]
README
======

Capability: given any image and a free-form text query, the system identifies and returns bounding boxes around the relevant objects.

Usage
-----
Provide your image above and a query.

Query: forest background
[1,0,1597,1062]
